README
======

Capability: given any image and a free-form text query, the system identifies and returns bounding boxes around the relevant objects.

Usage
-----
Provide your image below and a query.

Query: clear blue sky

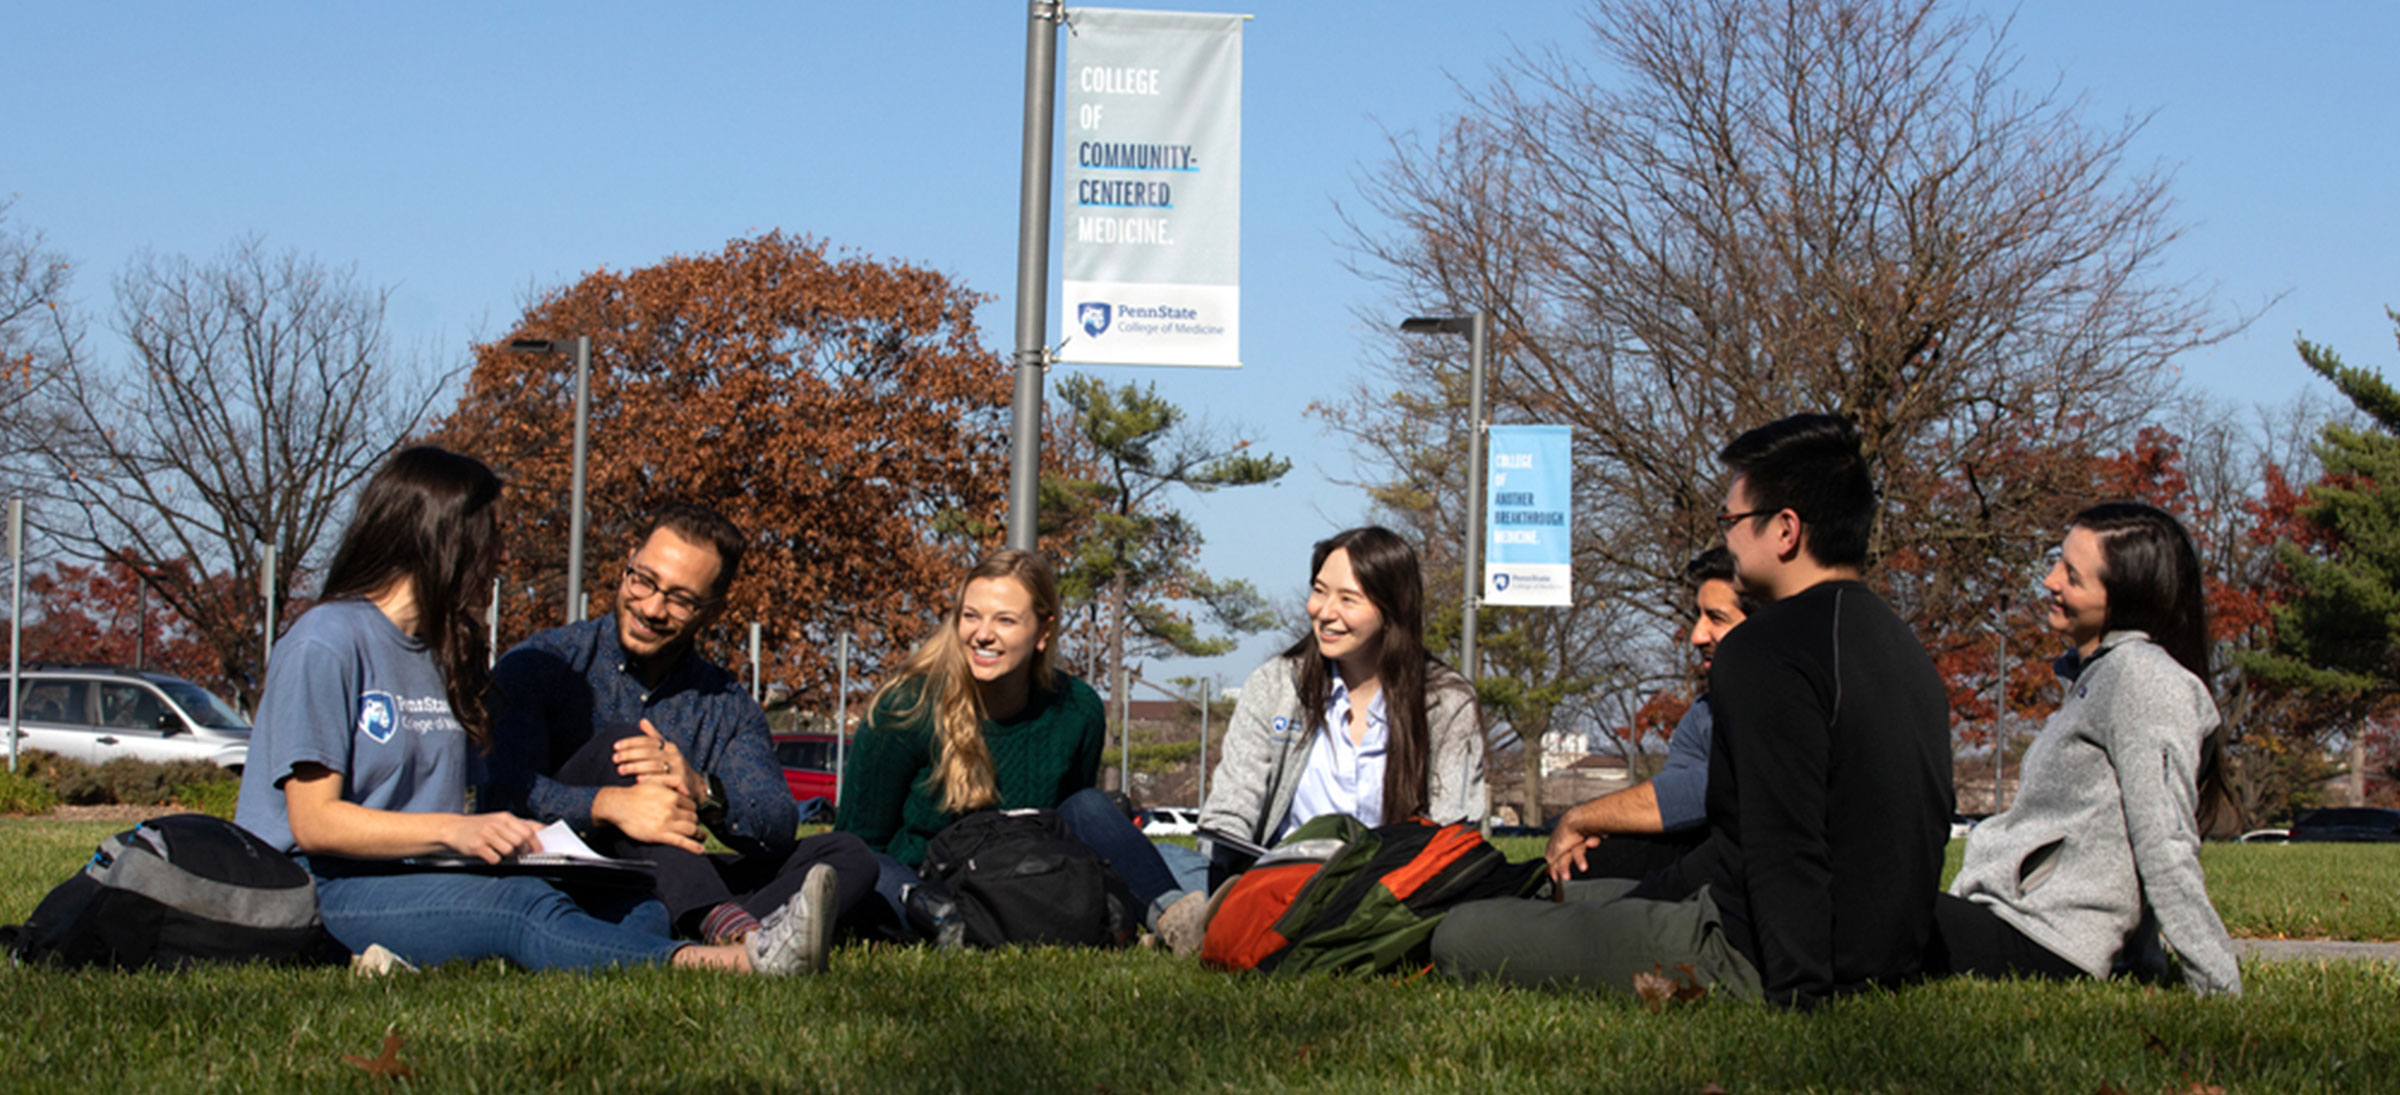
[10,2,2396,700]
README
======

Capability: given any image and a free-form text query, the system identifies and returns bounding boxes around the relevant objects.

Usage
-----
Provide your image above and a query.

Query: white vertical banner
[1485,425,1574,606]
[1058,7,1243,368]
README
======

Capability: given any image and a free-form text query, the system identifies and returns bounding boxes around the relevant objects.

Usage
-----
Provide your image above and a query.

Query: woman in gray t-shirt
[233,446,828,975]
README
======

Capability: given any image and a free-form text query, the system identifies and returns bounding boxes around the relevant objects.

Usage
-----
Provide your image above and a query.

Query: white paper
[530,820,605,861]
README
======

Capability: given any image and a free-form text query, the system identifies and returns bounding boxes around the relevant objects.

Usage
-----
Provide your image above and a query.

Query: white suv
[3,666,251,771]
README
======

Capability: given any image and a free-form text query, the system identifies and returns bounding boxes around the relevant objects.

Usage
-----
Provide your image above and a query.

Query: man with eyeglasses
[483,503,875,972]
[1433,413,1952,1010]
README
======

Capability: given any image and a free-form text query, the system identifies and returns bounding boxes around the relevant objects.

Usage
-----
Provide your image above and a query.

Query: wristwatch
[697,772,730,830]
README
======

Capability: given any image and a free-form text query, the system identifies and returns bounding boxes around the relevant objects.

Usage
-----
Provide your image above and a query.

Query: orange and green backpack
[1199,813,1543,976]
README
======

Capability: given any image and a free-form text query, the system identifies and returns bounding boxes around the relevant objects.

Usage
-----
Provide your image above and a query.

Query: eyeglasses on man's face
[1714,508,1775,530]
[621,566,718,618]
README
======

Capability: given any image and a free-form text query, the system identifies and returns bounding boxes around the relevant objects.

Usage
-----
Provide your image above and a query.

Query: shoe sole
[793,862,836,974]
[749,863,838,976]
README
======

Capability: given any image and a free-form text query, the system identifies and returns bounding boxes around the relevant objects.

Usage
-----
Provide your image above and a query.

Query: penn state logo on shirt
[357,691,399,744]
[1269,715,1297,742]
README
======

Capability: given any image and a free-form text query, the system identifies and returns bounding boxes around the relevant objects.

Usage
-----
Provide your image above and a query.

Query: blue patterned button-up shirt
[482,614,794,856]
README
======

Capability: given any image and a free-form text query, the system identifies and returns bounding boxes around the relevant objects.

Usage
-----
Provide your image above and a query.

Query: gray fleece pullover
[1199,654,1487,846]
[1949,630,2241,995]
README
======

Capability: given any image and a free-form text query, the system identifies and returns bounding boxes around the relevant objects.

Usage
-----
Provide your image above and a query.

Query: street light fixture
[1398,312,1489,684]
[509,336,593,624]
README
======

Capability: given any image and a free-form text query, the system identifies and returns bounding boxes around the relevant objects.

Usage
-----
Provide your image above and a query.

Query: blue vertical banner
[1058,7,1243,368]
[1485,425,1573,606]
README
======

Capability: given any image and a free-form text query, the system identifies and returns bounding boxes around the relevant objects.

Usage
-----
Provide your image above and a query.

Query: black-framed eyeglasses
[622,566,719,618]
[1714,508,1775,530]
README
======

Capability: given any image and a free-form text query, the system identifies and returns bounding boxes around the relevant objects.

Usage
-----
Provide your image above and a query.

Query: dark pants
[555,729,877,935]
[1431,878,1764,1000]
[1567,828,1706,884]
[1923,892,2085,982]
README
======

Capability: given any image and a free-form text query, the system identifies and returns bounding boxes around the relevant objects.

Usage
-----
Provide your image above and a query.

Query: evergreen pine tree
[2240,313,2400,701]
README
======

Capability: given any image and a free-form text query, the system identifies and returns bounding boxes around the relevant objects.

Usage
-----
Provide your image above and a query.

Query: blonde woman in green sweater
[835,550,1108,933]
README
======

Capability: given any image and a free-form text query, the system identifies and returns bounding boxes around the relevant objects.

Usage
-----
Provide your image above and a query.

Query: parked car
[771,733,839,808]
[2285,807,2400,843]
[1136,806,1200,836]
[3,665,250,771]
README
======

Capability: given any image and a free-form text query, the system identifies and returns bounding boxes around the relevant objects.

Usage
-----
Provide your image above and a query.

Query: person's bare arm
[1543,781,1666,883]
[284,764,542,863]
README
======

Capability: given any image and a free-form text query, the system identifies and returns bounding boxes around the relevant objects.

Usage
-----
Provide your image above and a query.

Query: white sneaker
[349,943,418,977]
[748,863,837,976]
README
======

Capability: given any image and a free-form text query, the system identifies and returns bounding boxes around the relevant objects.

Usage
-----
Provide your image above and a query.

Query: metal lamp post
[1196,678,1212,809]
[1399,313,1490,683]
[1004,1,1065,551]
[509,336,593,623]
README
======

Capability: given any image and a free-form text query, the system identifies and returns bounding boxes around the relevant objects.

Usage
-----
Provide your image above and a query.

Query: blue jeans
[869,852,924,935]
[1055,788,1189,925]
[310,864,683,972]
[1157,842,1210,895]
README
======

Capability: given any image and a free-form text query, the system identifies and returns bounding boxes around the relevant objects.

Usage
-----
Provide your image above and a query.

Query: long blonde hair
[868,549,1061,812]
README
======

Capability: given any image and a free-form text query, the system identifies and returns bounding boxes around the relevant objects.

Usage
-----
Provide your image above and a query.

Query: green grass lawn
[4,820,2397,1094]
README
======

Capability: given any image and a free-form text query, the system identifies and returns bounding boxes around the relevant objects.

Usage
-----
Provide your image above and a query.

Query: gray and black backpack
[4,813,348,970]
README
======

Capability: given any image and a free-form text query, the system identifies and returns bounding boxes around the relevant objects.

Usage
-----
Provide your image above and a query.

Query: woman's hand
[440,812,545,864]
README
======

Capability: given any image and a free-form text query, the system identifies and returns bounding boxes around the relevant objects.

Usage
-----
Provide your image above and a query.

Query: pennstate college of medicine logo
[357,691,399,744]
[1078,301,1112,338]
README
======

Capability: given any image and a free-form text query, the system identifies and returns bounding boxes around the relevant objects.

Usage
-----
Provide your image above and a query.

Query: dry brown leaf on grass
[1631,964,1710,1012]
[341,1028,416,1083]
[1631,970,1678,1011]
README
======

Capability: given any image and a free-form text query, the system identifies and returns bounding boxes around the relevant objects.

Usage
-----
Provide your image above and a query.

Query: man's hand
[614,719,705,804]
[1545,817,1603,886]
[440,812,545,864]
[592,781,705,853]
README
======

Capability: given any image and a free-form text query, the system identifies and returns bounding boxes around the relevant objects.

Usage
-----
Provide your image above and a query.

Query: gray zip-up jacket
[1199,654,1487,847]
[1949,630,2241,995]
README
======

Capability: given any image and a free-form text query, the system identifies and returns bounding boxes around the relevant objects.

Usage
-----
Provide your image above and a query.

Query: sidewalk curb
[2233,939,2400,963]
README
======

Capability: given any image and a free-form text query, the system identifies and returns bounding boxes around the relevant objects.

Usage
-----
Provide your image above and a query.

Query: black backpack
[4,813,349,970]
[905,808,1132,948]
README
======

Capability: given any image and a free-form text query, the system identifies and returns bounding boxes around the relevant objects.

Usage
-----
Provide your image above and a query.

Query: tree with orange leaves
[7,559,227,692]
[432,232,1012,709]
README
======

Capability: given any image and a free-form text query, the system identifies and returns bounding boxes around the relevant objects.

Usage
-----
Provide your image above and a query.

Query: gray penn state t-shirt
[235,599,470,854]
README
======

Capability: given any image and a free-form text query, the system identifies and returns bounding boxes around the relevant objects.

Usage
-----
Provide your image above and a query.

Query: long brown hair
[868,549,1061,813]
[1282,526,1461,822]
[318,446,504,750]
[2070,501,2226,832]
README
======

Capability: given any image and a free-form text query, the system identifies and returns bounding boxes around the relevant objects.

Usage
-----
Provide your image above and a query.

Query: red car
[772,733,840,808]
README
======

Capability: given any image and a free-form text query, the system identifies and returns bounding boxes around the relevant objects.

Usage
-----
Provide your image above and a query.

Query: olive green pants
[1430,878,1763,1001]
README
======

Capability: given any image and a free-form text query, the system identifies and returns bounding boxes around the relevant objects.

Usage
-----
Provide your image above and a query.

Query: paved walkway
[2234,938,2400,964]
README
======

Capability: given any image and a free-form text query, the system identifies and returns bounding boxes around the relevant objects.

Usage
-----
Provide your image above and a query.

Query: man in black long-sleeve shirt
[1433,414,1952,1008]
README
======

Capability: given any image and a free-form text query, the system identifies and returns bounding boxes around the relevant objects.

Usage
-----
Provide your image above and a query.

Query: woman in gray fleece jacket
[1199,527,1487,855]
[1936,502,2240,995]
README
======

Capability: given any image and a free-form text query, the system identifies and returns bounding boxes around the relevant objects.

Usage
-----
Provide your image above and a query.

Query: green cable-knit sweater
[834,672,1106,866]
